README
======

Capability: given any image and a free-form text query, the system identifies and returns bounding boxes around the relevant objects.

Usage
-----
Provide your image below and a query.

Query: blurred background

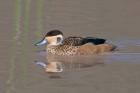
[0,0,140,93]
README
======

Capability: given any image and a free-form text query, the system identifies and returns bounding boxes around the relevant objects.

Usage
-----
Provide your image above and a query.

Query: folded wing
[63,36,106,46]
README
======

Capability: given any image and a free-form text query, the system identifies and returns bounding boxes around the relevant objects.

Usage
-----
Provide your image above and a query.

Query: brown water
[1,0,140,93]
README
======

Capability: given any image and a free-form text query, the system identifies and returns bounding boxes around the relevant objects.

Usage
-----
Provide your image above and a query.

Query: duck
[35,29,116,56]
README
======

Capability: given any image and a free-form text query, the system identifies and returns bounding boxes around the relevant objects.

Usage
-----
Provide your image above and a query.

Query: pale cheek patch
[46,36,57,44]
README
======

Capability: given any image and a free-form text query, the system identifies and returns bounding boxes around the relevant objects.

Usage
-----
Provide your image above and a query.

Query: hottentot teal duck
[35,30,116,56]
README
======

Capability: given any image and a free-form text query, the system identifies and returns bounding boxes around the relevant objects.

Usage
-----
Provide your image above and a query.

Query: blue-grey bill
[35,38,47,46]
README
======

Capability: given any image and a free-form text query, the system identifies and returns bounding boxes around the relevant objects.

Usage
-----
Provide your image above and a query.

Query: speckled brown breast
[47,45,79,56]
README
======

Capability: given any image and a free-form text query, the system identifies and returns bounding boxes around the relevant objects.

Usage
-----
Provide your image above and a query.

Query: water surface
[1,0,140,93]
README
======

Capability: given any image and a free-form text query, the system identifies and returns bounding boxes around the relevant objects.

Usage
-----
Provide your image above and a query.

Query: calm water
[1,0,140,93]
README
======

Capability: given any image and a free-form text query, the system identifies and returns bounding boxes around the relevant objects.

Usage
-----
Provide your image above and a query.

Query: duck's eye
[57,37,62,43]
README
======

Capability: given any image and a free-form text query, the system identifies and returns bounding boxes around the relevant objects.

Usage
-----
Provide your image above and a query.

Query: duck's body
[47,43,116,56]
[35,30,116,56]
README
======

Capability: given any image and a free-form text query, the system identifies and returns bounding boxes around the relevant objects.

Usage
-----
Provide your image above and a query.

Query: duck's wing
[84,37,106,45]
[63,36,85,46]
[63,36,106,46]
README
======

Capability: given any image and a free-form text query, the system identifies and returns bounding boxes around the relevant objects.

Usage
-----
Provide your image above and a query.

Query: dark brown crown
[46,30,63,36]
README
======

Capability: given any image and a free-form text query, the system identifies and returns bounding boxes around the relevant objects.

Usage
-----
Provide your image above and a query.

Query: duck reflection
[35,50,105,73]
[35,61,63,73]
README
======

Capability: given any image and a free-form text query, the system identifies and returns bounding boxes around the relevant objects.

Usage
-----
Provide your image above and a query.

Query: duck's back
[63,37,85,46]
[63,36,106,46]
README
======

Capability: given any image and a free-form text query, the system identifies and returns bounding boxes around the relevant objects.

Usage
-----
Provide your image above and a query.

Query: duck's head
[35,30,64,46]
